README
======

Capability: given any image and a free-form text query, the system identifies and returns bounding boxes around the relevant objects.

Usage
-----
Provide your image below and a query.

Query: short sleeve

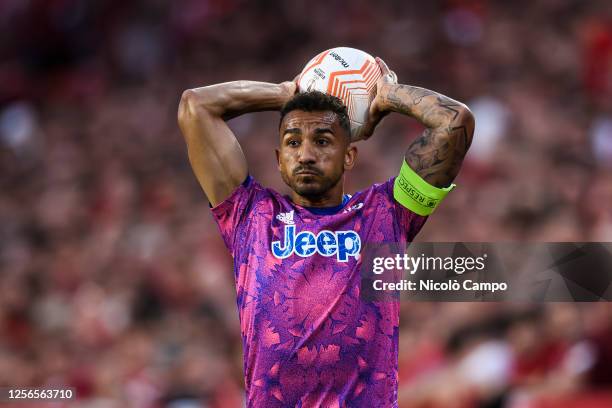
[374,178,429,242]
[391,177,429,241]
[210,176,260,251]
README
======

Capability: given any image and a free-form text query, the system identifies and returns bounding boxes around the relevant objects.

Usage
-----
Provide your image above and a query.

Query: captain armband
[393,160,455,216]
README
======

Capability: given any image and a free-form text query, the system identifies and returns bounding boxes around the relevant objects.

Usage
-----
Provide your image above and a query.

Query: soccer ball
[297,47,382,139]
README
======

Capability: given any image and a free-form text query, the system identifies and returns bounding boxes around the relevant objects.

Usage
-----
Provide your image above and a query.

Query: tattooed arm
[362,59,475,188]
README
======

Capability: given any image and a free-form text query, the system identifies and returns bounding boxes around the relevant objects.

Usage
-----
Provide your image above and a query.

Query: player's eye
[287,140,300,147]
[316,138,330,146]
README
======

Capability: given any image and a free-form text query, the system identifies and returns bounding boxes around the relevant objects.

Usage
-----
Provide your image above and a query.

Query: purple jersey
[211,176,427,408]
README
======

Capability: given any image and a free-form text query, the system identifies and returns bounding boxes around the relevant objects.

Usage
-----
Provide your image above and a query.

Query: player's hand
[279,78,298,105]
[355,57,397,141]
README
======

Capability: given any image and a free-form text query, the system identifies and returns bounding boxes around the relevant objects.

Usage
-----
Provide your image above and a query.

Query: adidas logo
[276,210,295,225]
[343,203,364,213]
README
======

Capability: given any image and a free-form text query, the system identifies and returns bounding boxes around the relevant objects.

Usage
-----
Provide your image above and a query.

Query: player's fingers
[390,70,398,84]
[375,57,391,76]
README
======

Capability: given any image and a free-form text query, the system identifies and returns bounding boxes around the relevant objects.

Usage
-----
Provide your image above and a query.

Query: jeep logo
[271,225,361,262]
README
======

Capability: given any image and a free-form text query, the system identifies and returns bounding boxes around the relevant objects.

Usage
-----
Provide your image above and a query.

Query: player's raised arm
[366,58,475,188]
[178,80,296,206]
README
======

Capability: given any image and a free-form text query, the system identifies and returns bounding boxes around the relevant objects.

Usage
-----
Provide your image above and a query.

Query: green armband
[393,160,455,216]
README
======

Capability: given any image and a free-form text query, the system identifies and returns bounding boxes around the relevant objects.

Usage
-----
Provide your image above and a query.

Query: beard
[281,167,342,199]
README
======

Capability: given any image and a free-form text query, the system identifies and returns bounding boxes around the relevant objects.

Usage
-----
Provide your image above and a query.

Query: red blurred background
[0,0,611,407]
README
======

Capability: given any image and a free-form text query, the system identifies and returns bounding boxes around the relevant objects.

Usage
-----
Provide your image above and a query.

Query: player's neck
[291,182,344,208]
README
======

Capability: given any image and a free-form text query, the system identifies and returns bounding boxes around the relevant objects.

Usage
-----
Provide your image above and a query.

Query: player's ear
[344,145,357,170]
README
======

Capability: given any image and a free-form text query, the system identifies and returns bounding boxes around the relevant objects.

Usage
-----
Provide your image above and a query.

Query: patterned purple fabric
[211,176,427,408]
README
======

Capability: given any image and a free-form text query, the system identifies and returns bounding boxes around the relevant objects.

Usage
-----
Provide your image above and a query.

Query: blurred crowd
[0,0,611,407]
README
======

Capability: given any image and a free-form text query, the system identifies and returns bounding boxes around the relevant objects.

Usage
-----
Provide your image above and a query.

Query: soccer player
[178,58,474,407]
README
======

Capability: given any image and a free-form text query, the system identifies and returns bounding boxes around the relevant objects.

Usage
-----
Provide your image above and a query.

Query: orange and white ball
[297,47,382,138]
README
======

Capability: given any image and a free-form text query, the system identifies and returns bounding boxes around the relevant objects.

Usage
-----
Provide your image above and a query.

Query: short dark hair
[280,91,351,135]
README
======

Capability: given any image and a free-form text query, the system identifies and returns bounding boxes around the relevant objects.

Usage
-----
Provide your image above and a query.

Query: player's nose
[297,139,317,164]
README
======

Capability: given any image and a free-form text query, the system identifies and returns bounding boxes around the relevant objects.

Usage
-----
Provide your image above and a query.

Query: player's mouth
[294,167,322,177]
